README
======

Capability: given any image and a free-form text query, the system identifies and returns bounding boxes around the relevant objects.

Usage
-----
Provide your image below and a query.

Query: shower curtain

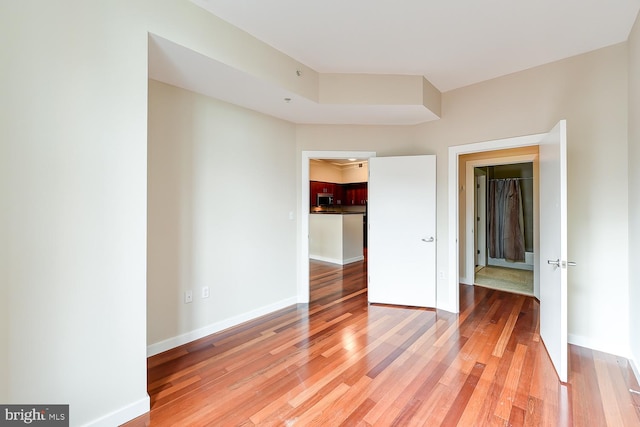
[488,179,525,262]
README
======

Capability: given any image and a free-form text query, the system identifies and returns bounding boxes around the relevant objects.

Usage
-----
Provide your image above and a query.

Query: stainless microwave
[317,193,333,206]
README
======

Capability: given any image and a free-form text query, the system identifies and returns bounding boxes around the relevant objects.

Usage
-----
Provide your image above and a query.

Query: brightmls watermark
[1,405,68,426]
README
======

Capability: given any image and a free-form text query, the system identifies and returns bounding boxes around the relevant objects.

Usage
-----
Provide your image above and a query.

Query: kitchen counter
[309,213,364,265]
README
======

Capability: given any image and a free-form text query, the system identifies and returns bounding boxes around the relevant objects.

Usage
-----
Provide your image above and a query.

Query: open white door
[368,155,436,307]
[539,120,570,383]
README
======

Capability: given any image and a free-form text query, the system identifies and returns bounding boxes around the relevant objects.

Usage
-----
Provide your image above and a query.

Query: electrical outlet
[439,271,445,279]
[184,290,193,304]
[202,286,210,299]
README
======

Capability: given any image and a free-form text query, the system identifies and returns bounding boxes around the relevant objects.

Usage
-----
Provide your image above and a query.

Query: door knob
[421,237,435,243]
[547,259,560,267]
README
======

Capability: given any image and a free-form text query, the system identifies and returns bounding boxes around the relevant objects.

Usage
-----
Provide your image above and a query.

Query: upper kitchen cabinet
[344,182,368,205]
[310,181,338,206]
[309,159,369,207]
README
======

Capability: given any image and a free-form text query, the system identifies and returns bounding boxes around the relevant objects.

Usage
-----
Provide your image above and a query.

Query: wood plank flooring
[124,258,640,426]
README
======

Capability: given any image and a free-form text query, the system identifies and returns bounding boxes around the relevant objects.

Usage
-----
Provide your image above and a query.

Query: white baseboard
[147,297,297,357]
[568,333,632,359]
[309,254,341,264]
[309,254,363,265]
[487,253,534,271]
[343,255,364,264]
[630,359,640,389]
[83,395,149,427]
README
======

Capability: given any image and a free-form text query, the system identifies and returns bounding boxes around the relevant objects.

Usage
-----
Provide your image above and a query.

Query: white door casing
[368,155,437,307]
[539,120,569,383]
[476,174,487,268]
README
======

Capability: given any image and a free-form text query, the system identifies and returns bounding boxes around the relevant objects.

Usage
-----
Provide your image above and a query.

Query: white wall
[1,0,311,425]
[297,43,631,357]
[0,104,7,400]
[1,1,149,424]
[628,11,640,373]
[147,80,297,350]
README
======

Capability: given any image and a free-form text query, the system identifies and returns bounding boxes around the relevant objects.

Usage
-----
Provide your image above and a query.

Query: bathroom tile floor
[474,265,534,296]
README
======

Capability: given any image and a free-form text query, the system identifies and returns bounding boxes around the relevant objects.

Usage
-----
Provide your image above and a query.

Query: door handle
[421,237,435,243]
[563,261,577,268]
[547,259,560,267]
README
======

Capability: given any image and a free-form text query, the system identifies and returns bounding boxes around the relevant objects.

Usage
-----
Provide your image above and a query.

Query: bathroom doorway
[474,163,534,295]
[461,148,538,297]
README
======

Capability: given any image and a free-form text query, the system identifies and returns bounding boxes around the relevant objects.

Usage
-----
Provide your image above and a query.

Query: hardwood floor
[124,259,640,426]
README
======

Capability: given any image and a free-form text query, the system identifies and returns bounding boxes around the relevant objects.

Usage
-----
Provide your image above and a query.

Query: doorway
[299,151,376,303]
[472,162,535,296]
[447,133,544,314]
[461,149,539,297]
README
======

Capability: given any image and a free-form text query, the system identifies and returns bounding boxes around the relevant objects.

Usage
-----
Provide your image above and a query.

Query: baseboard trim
[343,255,364,264]
[83,395,149,427]
[568,333,631,359]
[630,359,640,389]
[309,254,342,264]
[309,254,364,265]
[147,297,297,357]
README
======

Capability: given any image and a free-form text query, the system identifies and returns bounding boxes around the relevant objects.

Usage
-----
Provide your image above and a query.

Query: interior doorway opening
[448,134,544,314]
[299,151,376,304]
[308,158,368,265]
[460,149,539,297]
[473,162,535,296]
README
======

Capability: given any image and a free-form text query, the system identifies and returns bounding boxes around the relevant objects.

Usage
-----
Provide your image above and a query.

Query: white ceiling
[148,35,437,125]
[152,1,640,125]
[193,0,639,91]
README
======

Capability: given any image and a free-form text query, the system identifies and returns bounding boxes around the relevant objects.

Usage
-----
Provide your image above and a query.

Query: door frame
[299,151,376,303]
[475,174,486,269]
[448,133,544,313]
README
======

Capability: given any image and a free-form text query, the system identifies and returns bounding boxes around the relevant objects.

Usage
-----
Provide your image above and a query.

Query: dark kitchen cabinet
[310,181,367,207]
[333,184,344,205]
[344,182,368,205]
[310,181,337,206]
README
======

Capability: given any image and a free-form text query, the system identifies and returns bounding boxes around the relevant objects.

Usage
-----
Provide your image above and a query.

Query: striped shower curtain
[488,179,525,262]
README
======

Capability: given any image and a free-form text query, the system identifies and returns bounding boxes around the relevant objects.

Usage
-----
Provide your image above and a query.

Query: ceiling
[151,0,640,125]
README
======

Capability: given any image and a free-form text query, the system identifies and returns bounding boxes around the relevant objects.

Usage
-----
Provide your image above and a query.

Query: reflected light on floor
[342,329,358,354]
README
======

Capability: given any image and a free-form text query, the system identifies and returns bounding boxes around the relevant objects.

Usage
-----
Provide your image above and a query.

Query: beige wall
[297,43,630,356]
[310,159,369,183]
[2,1,150,423]
[147,80,297,349]
[628,12,640,373]
[342,162,369,183]
[309,159,343,182]
[1,0,310,425]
